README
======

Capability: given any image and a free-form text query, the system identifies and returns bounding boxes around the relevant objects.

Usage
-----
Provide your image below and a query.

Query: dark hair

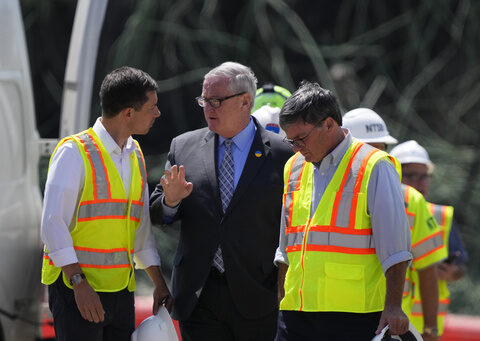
[279,81,342,129]
[99,66,158,118]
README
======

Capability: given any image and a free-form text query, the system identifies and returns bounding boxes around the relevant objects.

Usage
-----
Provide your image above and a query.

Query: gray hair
[204,61,257,110]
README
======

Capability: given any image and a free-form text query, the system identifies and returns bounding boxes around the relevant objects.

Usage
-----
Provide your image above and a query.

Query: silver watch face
[70,274,84,285]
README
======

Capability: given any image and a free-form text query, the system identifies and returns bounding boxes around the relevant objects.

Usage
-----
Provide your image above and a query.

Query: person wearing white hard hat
[342,108,398,150]
[390,141,468,338]
[252,83,292,138]
[344,109,447,341]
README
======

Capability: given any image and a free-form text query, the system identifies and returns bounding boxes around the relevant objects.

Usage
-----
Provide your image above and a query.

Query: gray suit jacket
[150,119,292,321]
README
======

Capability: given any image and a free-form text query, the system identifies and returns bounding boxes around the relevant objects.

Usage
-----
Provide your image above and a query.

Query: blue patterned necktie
[213,139,234,272]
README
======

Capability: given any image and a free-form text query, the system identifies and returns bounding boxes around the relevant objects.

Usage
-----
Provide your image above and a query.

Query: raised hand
[160,165,193,207]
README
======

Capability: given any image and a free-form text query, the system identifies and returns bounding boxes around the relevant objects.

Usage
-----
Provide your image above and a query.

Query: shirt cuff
[134,248,161,269]
[274,248,289,267]
[381,250,412,273]
[162,196,179,222]
[48,247,78,268]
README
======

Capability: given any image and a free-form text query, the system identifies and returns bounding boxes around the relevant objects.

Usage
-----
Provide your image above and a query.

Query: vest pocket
[324,262,365,312]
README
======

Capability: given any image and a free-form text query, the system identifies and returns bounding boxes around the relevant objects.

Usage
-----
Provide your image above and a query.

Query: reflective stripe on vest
[286,225,375,254]
[77,132,111,200]
[43,247,134,269]
[403,185,415,230]
[411,231,444,261]
[78,200,143,222]
[412,298,450,316]
[403,278,411,297]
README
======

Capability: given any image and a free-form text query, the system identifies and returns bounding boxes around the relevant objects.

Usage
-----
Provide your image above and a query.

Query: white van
[0,0,43,339]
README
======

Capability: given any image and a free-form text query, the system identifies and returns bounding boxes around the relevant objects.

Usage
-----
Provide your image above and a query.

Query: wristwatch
[69,273,86,286]
[423,326,439,336]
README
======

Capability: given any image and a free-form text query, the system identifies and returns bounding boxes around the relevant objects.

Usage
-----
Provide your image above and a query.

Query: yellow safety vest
[400,186,446,319]
[280,139,393,313]
[41,128,146,292]
[410,203,453,335]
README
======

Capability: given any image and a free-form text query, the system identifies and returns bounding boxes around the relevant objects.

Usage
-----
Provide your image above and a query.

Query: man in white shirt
[41,66,171,341]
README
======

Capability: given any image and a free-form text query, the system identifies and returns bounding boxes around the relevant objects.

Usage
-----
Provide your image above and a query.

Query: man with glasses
[150,62,292,340]
[390,140,468,337]
[274,81,412,340]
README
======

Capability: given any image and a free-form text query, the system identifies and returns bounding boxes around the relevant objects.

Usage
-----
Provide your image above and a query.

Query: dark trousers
[179,267,278,341]
[48,277,135,341]
[275,310,382,341]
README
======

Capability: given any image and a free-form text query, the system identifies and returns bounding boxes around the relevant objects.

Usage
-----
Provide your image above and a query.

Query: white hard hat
[389,140,434,173]
[131,306,179,341]
[342,108,398,144]
[371,323,423,341]
[252,105,286,138]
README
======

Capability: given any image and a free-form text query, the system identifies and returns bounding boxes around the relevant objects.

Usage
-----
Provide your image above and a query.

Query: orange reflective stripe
[284,153,306,229]
[74,246,132,253]
[76,136,99,200]
[79,264,131,269]
[133,140,146,200]
[78,199,143,222]
[350,148,378,228]
[403,278,411,296]
[86,131,112,199]
[74,246,134,268]
[286,225,306,234]
[309,225,373,235]
[286,226,375,254]
[331,142,363,226]
[81,199,127,205]
[286,245,303,252]
[43,254,54,265]
[412,231,443,248]
[285,153,301,191]
[411,230,444,261]
[306,244,375,254]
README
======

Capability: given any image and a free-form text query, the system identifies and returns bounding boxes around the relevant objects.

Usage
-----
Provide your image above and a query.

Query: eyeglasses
[402,172,431,182]
[283,126,318,149]
[196,92,246,109]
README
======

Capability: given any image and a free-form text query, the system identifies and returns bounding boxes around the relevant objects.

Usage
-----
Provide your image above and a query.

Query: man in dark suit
[150,61,292,340]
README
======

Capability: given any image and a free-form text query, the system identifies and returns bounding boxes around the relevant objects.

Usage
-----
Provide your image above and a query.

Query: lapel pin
[255,150,262,158]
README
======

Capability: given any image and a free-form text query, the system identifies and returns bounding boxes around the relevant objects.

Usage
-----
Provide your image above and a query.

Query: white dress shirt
[275,129,412,273]
[41,118,160,269]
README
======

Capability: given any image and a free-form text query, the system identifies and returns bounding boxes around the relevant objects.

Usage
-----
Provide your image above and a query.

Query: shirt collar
[92,117,135,154]
[218,117,256,150]
[314,128,353,169]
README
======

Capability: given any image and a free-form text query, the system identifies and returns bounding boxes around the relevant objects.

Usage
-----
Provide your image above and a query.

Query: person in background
[275,83,411,341]
[150,62,292,340]
[41,66,172,341]
[390,140,468,338]
[343,108,447,341]
[251,83,291,138]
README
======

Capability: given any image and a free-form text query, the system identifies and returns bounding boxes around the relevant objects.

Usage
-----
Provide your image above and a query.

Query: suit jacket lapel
[201,130,223,214]
[225,121,271,215]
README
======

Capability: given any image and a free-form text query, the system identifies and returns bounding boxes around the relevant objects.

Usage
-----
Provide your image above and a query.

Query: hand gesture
[160,165,193,207]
